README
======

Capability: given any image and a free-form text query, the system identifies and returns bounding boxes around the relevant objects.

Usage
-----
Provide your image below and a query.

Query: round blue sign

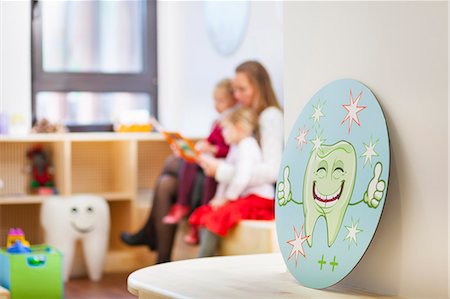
[276,79,390,289]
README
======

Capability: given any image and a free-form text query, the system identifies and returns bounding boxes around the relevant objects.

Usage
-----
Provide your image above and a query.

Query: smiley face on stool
[41,195,110,282]
[69,203,97,234]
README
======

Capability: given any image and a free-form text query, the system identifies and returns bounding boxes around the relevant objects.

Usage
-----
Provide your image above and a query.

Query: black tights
[142,156,182,263]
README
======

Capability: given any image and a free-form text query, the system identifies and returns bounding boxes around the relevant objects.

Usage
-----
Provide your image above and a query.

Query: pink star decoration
[295,127,309,151]
[287,224,310,267]
[341,89,367,133]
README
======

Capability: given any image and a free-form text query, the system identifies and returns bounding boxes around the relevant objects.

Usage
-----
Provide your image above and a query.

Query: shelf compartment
[0,204,43,247]
[137,140,171,190]
[108,200,133,250]
[71,141,135,194]
[0,142,65,196]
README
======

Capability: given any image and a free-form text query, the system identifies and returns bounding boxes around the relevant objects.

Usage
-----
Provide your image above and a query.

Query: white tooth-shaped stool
[40,195,110,282]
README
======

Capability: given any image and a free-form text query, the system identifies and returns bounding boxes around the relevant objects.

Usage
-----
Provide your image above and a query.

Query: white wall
[157,1,283,136]
[0,0,32,130]
[284,2,448,297]
[448,2,450,296]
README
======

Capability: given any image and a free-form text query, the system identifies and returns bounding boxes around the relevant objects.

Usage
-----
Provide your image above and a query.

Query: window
[31,0,157,131]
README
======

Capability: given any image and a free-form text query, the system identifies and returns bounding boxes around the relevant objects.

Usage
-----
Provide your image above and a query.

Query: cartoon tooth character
[41,195,110,281]
[278,140,385,247]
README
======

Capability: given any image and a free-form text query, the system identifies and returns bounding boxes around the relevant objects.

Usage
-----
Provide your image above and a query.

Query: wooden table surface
[128,253,392,298]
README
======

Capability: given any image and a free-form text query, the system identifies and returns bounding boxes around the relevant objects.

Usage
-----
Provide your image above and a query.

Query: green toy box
[0,245,63,299]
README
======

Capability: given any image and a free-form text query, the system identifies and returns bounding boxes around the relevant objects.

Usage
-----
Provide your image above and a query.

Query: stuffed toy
[26,145,55,193]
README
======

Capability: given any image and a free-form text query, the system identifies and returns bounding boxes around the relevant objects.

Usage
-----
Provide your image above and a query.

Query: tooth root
[325,205,348,247]
[304,205,321,247]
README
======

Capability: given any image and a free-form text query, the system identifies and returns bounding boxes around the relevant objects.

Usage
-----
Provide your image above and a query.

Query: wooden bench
[173,219,278,258]
[220,220,278,255]
[0,286,9,299]
[136,203,278,261]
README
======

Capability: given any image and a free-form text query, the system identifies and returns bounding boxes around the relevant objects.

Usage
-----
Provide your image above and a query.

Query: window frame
[31,0,158,129]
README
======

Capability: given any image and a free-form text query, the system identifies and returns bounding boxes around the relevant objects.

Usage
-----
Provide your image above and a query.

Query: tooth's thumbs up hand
[363,162,385,208]
[278,166,293,206]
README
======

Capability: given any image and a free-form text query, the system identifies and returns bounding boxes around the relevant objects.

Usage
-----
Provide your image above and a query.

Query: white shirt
[214,137,274,201]
[215,106,284,187]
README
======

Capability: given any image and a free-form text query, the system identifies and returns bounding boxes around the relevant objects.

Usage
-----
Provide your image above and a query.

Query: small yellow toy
[6,228,30,249]
[116,123,152,133]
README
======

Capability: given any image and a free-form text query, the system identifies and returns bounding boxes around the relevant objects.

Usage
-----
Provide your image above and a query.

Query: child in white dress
[189,107,275,256]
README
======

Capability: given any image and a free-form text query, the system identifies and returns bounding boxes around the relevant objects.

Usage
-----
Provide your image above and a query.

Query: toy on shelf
[31,118,67,133]
[7,241,31,254]
[26,145,56,195]
[6,228,31,254]
[114,110,153,133]
[115,123,153,133]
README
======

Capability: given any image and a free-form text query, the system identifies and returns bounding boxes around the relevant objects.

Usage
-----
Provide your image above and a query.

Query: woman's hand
[198,154,220,177]
[195,140,209,152]
[195,140,217,155]
[169,143,182,158]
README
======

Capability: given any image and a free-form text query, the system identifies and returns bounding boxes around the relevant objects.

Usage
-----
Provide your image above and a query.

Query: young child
[189,108,275,256]
[162,79,236,242]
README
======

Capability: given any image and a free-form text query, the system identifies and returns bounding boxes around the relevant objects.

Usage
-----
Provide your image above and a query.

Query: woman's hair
[222,107,258,136]
[235,61,282,115]
[215,78,233,97]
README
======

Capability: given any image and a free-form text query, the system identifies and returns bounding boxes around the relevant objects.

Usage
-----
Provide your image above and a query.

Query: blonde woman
[196,61,283,256]
[199,61,283,187]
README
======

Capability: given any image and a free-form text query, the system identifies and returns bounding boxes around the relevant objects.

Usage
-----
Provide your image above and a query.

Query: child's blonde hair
[221,107,258,136]
[215,78,234,98]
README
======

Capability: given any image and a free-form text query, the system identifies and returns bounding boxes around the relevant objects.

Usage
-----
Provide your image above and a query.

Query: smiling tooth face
[69,204,97,234]
[303,141,356,247]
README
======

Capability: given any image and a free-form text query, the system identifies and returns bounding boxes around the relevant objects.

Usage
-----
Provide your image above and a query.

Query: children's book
[150,117,199,162]
[161,131,199,162]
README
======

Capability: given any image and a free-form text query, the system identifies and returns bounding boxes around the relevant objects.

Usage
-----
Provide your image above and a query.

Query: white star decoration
[344,219,362,247]
[311,135,325,151]
[341,90,367,133]
[311,103,325,123]
[295,127,309,151]
[361,139,379,167]
[287,224,309,267]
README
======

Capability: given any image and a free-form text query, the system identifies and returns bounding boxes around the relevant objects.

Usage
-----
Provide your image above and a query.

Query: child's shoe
[183,227,199,245]
[162,204,190,224]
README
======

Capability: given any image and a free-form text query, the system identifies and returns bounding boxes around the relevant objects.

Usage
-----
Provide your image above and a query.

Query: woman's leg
[121,156,182,262]
[152,173,179,263]
[197,229,221,257]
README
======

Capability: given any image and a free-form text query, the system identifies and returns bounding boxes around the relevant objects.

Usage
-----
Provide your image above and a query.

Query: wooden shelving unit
[0,132,176,274]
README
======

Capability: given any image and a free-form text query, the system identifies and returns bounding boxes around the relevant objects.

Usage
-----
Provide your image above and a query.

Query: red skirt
[188,194,274,237]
